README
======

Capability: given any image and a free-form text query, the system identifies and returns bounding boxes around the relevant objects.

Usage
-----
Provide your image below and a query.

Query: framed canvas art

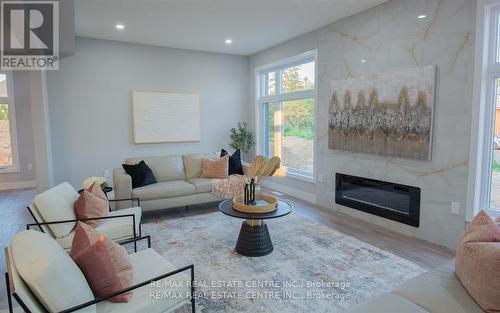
[132,91,200,144]
[328,65,436,160]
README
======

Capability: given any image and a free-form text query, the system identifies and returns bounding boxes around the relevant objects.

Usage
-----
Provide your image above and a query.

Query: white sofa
[343,260,483,313]
[27,182,142,251]
[5,230,195,313]
[114,153,246,212]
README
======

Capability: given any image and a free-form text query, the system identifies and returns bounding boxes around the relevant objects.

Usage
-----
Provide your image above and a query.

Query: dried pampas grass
[248,155,281,185]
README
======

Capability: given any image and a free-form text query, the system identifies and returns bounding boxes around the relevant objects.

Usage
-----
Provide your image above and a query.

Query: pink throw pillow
[88,181,107,200]
[201,155,229,179]
[74,190,108,228]
[455,210,500,313]
[70,222,100,257]
[71,222,133,302]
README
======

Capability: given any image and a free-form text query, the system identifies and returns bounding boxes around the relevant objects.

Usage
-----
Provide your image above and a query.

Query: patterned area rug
[142,211,425,313]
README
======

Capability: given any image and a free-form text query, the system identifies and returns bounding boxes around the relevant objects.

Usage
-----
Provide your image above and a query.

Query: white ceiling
[75,0,388,56]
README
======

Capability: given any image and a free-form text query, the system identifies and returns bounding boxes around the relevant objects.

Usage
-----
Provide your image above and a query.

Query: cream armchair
[27,182,142,251]
[5,230,195,313]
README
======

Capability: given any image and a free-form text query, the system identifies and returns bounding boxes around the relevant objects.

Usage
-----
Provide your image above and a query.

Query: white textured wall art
[132,91,200,144]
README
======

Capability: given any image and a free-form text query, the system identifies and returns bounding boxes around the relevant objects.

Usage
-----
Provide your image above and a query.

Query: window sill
[0,167,19,174]
[485,207,500,219]
[286,171,316,184]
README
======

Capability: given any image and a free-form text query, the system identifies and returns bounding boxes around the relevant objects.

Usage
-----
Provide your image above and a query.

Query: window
[492,78,500,208]
[0,72,18,173]
[258,52,316,179]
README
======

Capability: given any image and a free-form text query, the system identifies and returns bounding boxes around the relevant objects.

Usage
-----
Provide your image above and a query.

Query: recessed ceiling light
[225,39,233,45]
[115,24,125,30]
[418,15,427,19]
[361,59,367,63]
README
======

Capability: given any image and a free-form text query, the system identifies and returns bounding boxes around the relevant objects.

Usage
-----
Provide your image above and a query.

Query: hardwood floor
[0,187,454,311]
[272,190,455,270]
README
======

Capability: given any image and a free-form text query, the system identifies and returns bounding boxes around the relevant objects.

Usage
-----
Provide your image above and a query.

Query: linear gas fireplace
[335,173,420,227]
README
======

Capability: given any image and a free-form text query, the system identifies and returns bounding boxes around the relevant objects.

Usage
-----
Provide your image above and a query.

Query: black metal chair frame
[5,236,196,313]
[26,198,143,251]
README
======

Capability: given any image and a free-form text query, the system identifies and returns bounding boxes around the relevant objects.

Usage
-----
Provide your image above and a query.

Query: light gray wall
[47,37,248,188]
[249,0,475,250]
[29,71,53,192]
[0,71,36,185]
[59,0,76,56]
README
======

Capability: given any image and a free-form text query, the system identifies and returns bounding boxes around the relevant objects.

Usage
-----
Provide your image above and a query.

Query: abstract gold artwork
[328,65,436,160]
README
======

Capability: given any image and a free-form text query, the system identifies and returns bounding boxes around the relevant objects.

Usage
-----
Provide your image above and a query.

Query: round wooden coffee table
[218,199,292,257]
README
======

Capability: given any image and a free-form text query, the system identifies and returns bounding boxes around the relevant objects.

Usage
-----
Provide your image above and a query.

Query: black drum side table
[218,199,292,257]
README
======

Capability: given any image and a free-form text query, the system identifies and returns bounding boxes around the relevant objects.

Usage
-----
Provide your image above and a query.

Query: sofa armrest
[108,198,141,211]
[59,263,195,313]
[113,168,133,209]
[119,235,151,249]
[26,214,137,233]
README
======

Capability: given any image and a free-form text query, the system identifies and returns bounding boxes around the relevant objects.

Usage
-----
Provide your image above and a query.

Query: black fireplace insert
[335,173,420,227]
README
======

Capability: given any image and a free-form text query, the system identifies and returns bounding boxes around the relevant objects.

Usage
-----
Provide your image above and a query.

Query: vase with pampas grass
[247,155,281,195]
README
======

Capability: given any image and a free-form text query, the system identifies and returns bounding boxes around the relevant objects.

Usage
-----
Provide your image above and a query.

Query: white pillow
[11,230,96,313]
[33,182,79,238]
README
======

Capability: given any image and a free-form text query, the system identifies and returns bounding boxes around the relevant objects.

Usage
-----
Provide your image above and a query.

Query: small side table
[218,199,292,257]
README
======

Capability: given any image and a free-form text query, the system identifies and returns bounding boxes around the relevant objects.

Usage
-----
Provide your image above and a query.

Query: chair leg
[134,241,137,253]
[5,272,13,313]
[190,266,195,313]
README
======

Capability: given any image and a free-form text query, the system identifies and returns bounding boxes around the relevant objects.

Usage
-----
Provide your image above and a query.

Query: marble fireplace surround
[249,0,474,250]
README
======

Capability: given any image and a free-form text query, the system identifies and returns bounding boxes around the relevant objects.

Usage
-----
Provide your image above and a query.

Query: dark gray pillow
[122,160,157,188]
[221,149,244,175]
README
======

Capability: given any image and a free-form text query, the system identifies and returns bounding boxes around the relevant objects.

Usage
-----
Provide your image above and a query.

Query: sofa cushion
[132,181,195,201]
[188,178,212,193]
[72,225,134,303]
[56,207,142,250]
[125,156,185,182]
[96,249,190,313]
[343,292,429,313]
[11,230,96,313]
[74,190,109,228]
[33,182,79,238]
[394,261,484,313]
[122,161,157,188]
[183,153,218,179]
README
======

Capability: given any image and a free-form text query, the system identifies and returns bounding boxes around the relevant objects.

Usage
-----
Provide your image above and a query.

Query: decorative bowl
[232,195,278,214]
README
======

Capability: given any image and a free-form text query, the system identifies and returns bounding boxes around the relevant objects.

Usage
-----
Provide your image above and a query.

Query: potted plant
[229,121,255,160]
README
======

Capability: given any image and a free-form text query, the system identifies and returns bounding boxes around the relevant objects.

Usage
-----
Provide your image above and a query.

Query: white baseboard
[0,180,36,191]
[262,180,317,204]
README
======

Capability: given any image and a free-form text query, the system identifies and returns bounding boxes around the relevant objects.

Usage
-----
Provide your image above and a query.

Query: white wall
[249,0,475,250]
[0,72,37,188]
[47,37,248,188]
